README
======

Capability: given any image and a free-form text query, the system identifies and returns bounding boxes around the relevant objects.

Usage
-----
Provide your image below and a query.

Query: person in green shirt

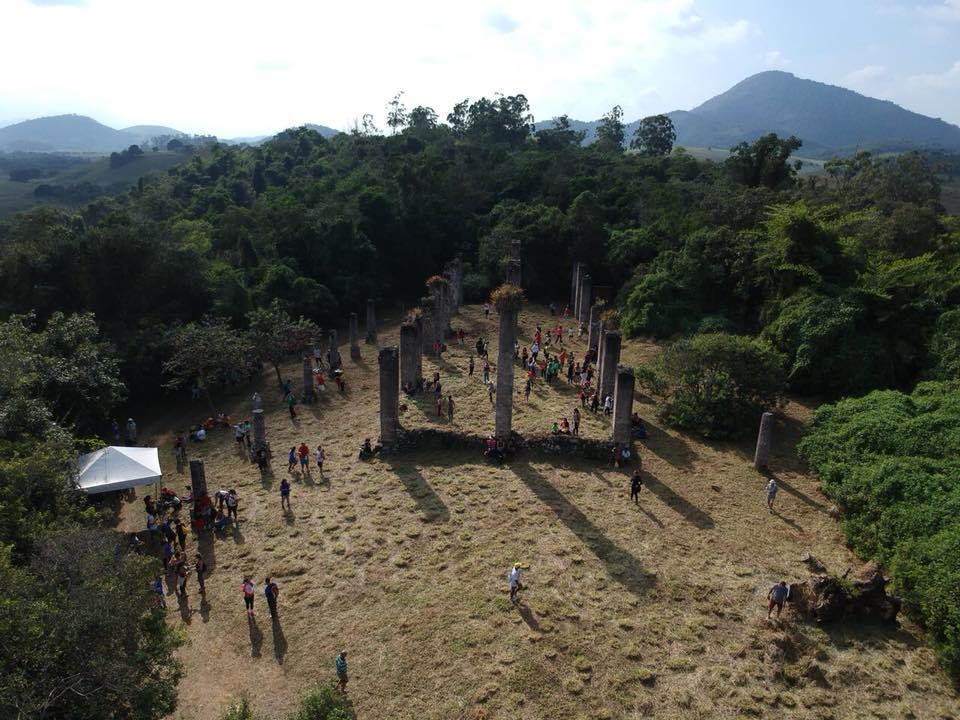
[285,391,297,418]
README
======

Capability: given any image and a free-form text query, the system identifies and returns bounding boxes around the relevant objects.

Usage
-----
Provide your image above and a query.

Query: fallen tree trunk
[788,562,901,624]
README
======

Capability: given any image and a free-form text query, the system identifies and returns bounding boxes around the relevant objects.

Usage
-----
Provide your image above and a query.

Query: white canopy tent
[76,446,162,494]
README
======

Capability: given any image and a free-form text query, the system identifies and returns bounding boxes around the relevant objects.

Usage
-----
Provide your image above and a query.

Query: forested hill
[535,71,960,157]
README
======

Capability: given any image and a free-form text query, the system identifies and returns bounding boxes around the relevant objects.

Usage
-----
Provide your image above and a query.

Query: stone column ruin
[570,261,581,312]
[587,304,602,355]
[495,305,518,440]
[612,366,635,445]
[378,347,400,446]
[577,274,592,330]
[328,329,342,370]
[420,296,436,356]
[400,322,420,389]
[598,330,621,401]
[253,409,267,454]
[302,355,315,403]
[506,258,522,287]
[365,298,377,344]
[349,313,361,360]
[754,411,774,471]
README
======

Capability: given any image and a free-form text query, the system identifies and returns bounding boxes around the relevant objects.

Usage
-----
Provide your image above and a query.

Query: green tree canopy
[630,114,676,156]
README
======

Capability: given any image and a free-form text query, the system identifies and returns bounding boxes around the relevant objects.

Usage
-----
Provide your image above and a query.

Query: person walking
[315,445,325,476]
[126,417,137,445]
[176,518,188,551]
[194,553,206,595]
[508,563,523,604]
[280,478,291,510]
[630,470,643,504]
[286,391,297,418]
[766,477,778,512]
[590,393,599,414]
[524,378,532,402]
[175,554,189,600]
[767,580,789,618]
[226,489,239,522]
[264,577,280,619]
[336,650,349,692]
[482,360,490,384]
[572,407,581,436]
[468,355,475,376]
[298,442,310,475]
[287,446,297,473]
[603,395,613,416]
[152,576,166,609]
[242,576,256,616]
[161,540,174,572]
[447,394,455,422]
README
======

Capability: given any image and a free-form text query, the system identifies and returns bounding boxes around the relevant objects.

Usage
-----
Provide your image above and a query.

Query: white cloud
[764,50,788,68]
[906,59,960,87]
[843,64,888,85]
[920,0,960,21]
[0,0,754,136]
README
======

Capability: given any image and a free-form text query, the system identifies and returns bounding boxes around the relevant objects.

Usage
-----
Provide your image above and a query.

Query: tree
[406,105,438,135]
[630,114,676,156]
[726,133,802,188]
[594,105,625,151]
[638,333,786,439]
[386,91,407,135]
[535,115,585,150]
[161,317,251,412]
[0,528,184,720]
[246,300,320,389]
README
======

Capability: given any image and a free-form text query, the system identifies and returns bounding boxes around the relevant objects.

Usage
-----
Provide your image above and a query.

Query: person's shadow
[199,596,211,623]
[248,615,263,658]
[272,616,287,664]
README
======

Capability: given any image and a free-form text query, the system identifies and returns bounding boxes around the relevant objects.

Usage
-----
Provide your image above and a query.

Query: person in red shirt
[297,442,310,476]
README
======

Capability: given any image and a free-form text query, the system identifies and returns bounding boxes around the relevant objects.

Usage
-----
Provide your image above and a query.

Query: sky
[1,0,959,137]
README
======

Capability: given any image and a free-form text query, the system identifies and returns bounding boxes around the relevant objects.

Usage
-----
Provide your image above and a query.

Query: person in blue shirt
[768,581,789,618]
[280,478,291,511]
[152,576,166,609]
[336,650,348,692]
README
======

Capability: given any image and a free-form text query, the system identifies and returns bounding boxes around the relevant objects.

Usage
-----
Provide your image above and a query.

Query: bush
[461,272,490,303]
[289,685,354,720]
[637,332,786,439]
[799,381,960,677]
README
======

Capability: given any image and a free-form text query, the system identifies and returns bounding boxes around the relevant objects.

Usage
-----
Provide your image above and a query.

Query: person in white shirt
[315,446,325,476]
[508,563,523,603]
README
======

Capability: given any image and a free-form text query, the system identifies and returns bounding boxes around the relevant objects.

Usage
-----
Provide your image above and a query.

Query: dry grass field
[121,304,959,720]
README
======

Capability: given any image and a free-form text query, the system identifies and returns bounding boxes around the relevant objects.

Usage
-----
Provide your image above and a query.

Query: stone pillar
[587,305,602,354]
[400,322,419,388]
[328,329,341,370]
[413,316,423,383]
[302,355,315,403]
[570,261,581,311]
[349,313,360,360]
[506,258,522,286]
[365,299,376,343]
[574,263,588,319]
[599,330,621,401]
[495,306,518,439]
[754,412,774,471]
[612,366,635,445]
[420,297,436,356]
[378,347,400,446]
[577,274,592,330]
[189,459,208,500]
[253,409,267,453]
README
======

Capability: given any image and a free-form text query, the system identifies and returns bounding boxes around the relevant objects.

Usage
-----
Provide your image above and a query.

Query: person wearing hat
[508,563,523,603]
[335,650,348,691]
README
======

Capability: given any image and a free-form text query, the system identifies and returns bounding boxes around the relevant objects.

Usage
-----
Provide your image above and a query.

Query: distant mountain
[537,71,960,158]
[0,115,340,153]
[0,115,134,153]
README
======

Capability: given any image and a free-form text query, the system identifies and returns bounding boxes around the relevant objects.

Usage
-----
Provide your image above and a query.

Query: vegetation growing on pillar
[599,308,620,330]
[490,283,524,313]
[425,275,450,292]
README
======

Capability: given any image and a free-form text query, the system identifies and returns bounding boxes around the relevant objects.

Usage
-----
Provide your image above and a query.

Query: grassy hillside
[0,151,187,218]
[119,304,957,720]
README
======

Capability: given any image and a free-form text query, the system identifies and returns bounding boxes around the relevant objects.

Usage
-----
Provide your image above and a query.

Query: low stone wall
[393,426,617,461]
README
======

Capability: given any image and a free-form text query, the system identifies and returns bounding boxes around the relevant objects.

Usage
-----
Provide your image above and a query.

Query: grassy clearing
[122,304,958,719]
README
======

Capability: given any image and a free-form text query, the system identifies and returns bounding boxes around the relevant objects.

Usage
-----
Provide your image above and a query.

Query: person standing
[468,355,475,376]
[508,563,523,603]
[286,391,297,418]
[176,518,188,551]
[482,361,490,384]
[590,393,600,414]
[335,650,348,692]
[226,489,239,522]
[194,553,206,595]
[126,417,137,445]
[243,420,252,449]
[524,378,532,402]
[175,554,189,600]
[161,540,174,572]
[152,576,166,609]
[287,446,297,472]
[242,576,256,616]
[298,442,310,475]
[264,577,280,619]
[315,445,325,476]
[767,580,789,618]
[447,395,455,422]
[280,478,291,510]
[766,478,778,512]
[572,408,581,436]
[630,470,643,504]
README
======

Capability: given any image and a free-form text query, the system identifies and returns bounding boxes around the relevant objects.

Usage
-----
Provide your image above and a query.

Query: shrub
[799,381,960,677]
[638,332,786,439]
[289,684,354,720]
[461,272,490,303]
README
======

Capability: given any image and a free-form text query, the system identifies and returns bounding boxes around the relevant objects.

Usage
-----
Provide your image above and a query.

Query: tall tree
[630,114,676,156]
[246,300,320,390]
[726,133,802,188]
[386,91,408,135]
[595,105,625,151]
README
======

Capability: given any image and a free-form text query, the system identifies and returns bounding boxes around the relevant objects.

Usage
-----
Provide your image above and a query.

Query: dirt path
[120,304,957,720]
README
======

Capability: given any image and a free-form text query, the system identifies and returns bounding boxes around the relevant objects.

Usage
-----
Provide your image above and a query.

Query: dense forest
[1,93,960,716]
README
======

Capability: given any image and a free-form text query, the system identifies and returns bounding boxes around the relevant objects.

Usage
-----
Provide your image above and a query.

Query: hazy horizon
[2,0,960,137]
